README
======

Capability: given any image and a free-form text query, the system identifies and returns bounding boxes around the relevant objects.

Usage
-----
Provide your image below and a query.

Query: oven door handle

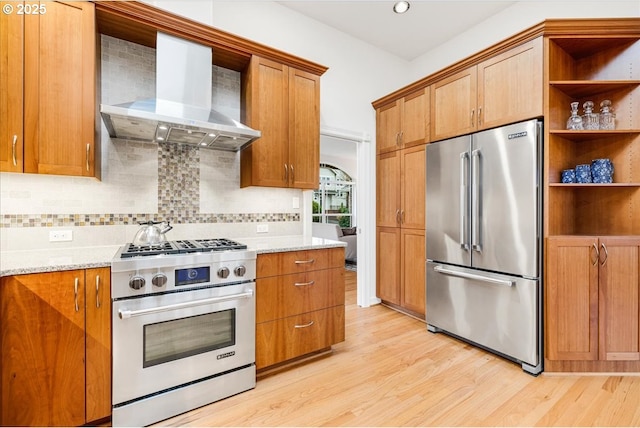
[118,290,254,319]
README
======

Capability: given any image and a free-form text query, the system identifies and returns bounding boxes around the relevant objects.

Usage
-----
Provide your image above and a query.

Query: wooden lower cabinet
[256,306,345,369]
[255,248,345,370]
[0,268,111,426]
[546,236,640,372]
[376,227,426,319]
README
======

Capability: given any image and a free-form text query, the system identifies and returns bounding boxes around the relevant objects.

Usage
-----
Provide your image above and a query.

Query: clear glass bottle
[599,99,616,130]
[566,101,583,130]
[582,100,599,130]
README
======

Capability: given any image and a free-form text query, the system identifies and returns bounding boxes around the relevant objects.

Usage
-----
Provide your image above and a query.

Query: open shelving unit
[546,36,640,237]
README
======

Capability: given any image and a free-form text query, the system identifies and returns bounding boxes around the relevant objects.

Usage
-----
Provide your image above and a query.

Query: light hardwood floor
[156,270,640,427]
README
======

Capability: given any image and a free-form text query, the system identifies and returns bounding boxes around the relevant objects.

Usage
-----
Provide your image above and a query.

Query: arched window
[312,164,355,228]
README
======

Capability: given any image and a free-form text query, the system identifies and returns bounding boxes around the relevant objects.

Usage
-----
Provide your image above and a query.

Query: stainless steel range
[110,238,256,427]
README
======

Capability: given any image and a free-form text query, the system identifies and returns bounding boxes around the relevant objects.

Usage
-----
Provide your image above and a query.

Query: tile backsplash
[0,35,303,251]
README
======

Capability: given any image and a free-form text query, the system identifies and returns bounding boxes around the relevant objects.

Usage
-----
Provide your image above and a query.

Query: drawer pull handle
[294,321,314,329]
[591,243,600,266]
[294,259,315,265]
[600,243,609,266]
[86,143,90,171]
[95,275,101,309]
[74,278,80,312]
[12,135,18,166]
[294,280,315,287]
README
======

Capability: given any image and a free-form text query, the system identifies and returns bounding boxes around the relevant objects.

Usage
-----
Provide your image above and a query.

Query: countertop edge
[0,238,347,277]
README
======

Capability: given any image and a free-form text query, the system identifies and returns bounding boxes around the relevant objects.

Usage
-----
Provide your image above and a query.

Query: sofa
[311,223,357,262]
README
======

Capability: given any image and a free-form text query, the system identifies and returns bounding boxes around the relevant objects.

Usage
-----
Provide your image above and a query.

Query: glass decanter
[599,99,616,130]
[566,101,583,130]
[582,100,599,130]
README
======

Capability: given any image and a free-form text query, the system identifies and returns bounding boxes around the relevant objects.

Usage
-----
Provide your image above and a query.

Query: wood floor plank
[154,270,640,427]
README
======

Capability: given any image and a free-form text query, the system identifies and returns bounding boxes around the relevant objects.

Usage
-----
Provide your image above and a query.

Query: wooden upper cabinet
[21,1,97,177]
[376,150,401,228]
[431,67,478,141]
[400,145,426,230]
[376,100,401,154]
[288,67,320,189]
[478,37,543,130]
[431,38,542,141]
[0,1,24,173]
[376,87,429,154]
[241,55,320,189]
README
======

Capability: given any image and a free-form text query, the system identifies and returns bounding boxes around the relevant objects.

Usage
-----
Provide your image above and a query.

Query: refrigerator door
[426,135,472,267]
[426,261,539,370]
[471,119,541,277]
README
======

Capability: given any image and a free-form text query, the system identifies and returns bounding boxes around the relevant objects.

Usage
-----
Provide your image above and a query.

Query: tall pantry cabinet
[375,87,429,319]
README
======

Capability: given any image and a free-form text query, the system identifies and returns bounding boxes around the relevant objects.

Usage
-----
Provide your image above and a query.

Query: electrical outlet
[256,224,269,233]
[49,230,73,242]
[292,197,300,209]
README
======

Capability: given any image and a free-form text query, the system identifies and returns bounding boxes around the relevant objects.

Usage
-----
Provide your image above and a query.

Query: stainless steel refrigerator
[425,119,542,375]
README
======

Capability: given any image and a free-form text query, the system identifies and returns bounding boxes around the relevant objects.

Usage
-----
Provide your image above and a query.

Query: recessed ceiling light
[393,1,410,14]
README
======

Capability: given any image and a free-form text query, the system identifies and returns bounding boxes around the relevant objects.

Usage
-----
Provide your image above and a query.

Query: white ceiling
[277,1,517,61]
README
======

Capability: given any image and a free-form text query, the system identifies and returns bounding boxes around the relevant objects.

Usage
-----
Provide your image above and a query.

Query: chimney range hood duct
[100,33,260,151]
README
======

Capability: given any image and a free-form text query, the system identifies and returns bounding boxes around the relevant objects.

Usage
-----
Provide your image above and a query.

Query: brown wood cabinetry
[376,144,426,319]
[0,1,98,177]
[431,38,543,141]
[546,236,640,371]
[376,87,430,154]
[241,56,320,189]
[544,29,640,373]
[255,248,345,370]
[0,268,111,426]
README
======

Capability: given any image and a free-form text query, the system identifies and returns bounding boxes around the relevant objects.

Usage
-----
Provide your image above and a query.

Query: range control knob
[129,276,145,290]
[217,267,230,279]
[234,265,247,277]
[152,274,168,287]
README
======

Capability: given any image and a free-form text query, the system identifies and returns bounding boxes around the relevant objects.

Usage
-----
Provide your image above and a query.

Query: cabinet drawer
[256,268,344,323]
[256,306,345,369]
[257,248,344,278]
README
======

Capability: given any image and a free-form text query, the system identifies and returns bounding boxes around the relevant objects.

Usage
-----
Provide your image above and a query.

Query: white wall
[408,1,640,83]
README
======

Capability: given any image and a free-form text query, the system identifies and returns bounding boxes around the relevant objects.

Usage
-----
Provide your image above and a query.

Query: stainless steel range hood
[100,33,260,151]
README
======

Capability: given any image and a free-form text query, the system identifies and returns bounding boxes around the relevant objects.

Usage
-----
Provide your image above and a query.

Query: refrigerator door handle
[471,148,482,253]
[434,265,515,287]
[460,152,470,250]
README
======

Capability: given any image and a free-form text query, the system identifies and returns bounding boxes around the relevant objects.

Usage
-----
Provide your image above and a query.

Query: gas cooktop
[119,238,248,258]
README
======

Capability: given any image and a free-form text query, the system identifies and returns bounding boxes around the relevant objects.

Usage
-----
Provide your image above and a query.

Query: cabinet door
[376,150,400,227]
[85,268,111,422]
[401,228,426,318]
[23,1,96,176]
[546,236,599,361]
[402,87,430,148]
[431,66,477,141]
[376,100,401,154]
[377,227,401,305]
[241,56,289,187]
[598,237,640,361]
[0,1,23,172]
[288,67,320,189]
[0,271,86,426]
[478,38,543,130]
[400,145,426,230]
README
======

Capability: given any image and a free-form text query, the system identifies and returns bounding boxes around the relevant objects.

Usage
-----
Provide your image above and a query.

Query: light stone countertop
[0,236,346,277]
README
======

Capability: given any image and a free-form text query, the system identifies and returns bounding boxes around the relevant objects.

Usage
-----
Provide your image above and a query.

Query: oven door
[112,282,255,405]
